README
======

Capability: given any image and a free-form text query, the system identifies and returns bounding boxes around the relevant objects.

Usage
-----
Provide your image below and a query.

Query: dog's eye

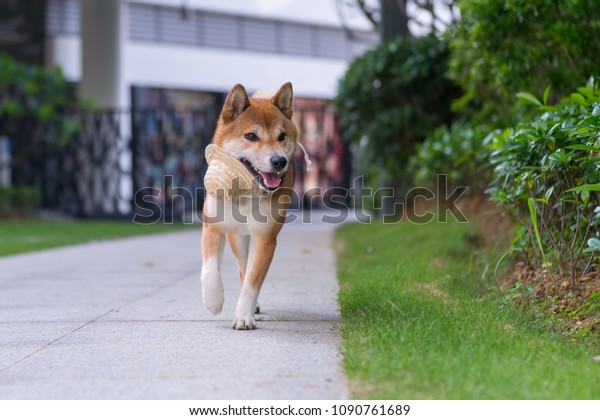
[244,133,258,142]
[278,132,286,141]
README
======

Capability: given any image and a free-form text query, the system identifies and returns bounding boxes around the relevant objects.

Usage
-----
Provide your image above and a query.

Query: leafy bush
[410,122,494,191]
[450,0,600,124]
[0,54,81,145]
[415,0,600,207]
[0,54,83,216]
[334,34,459,192]
[488,81,600,283]
[0,184,39,217]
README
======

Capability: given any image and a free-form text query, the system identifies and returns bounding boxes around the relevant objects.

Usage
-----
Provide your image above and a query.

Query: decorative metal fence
[131,107,218,222]
[5,102,351,220]
[63,111,131,216]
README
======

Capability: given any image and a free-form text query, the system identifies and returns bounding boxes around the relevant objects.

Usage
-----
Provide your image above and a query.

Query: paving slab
[0,211,347,399]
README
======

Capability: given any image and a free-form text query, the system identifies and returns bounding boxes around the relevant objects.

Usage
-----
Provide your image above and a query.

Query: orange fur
[201,82,297,329]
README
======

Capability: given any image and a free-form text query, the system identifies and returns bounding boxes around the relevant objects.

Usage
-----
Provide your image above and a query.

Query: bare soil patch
[501,262,600,337]
[458,193,599,339]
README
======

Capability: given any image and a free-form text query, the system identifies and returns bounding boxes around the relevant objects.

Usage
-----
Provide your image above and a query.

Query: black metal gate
[6,101,351,219]
[131,107,218,222]
[3,111,132,217]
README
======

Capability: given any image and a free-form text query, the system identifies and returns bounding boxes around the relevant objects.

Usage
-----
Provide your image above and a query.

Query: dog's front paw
[202,284,224,315]
[232,314,256,330]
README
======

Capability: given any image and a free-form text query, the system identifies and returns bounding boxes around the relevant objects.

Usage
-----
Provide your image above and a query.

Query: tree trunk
[379,0,410,40]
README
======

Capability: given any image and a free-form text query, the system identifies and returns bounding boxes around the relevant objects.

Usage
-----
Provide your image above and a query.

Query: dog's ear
[221,84,250,122]
[271,82,293,119]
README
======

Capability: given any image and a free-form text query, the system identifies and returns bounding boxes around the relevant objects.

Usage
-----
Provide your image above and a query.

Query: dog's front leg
[201,224,226,314]
[228,232,262,314]
[232,233,276,329]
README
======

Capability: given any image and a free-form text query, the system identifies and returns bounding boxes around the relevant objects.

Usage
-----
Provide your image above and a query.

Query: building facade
[46,0,376,106]
[3,0,377,217]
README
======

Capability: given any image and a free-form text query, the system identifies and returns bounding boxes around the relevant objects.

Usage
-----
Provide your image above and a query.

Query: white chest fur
[203,194,283,234]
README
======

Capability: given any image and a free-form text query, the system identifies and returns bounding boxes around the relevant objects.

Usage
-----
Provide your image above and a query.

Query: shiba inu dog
[201,82,297,329]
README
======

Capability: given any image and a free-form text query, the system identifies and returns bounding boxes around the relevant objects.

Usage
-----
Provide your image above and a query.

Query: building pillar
[79,0,128,108]
[79,0,132,214]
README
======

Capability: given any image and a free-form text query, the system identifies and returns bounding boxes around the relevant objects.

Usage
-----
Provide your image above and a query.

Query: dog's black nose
[270,156,288,171]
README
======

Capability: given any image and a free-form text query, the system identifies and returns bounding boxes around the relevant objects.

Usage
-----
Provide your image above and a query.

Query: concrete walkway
[0,212,347,399]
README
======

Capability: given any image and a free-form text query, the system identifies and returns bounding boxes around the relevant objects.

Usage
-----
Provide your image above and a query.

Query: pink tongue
[259,172,282,189]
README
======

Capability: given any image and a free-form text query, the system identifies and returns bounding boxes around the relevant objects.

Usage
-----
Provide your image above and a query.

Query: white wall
[46,37,349,99]
[125,42,348,98]
[44,0,373,100]
[45,35,81,81]
[133,0,373,30]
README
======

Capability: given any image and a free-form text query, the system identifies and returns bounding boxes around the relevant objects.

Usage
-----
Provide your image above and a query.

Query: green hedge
[0,184,38,217]
[487,81,600,282]
[0,54,82,146]
[410,122,494,192]
[334,34,459,192]
[450,0,600,124]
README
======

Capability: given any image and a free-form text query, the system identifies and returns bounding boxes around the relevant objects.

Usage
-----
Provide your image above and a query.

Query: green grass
[336,220,600,399]
[0,219,196,257]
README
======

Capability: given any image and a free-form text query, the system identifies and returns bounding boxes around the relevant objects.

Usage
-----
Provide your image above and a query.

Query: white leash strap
[296,141,313,172]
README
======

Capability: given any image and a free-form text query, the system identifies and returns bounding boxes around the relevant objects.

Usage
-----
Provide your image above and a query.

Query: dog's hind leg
[227,232,261,314]
[227,232,249,285]
[201,224,226,314]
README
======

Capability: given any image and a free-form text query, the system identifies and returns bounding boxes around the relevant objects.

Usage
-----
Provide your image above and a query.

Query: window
[47,0,377,60]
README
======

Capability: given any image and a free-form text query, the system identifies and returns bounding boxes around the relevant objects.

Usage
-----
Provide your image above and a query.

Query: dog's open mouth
[239,158,283,191]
